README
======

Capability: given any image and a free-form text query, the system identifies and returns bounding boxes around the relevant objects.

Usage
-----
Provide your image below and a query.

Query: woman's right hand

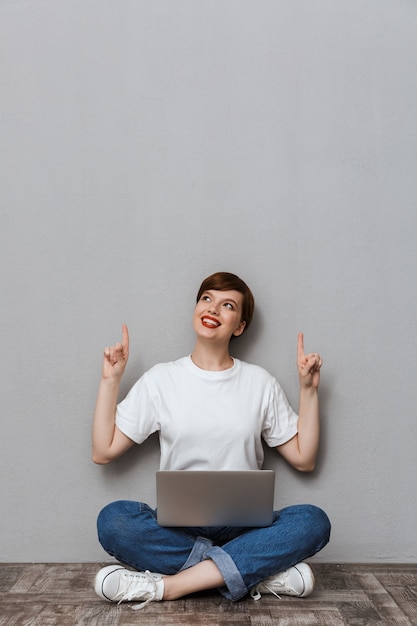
[102,324,129,380]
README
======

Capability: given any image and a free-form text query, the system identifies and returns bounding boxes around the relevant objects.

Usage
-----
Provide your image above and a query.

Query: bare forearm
[92,377,120,464]
[296,386,320,471]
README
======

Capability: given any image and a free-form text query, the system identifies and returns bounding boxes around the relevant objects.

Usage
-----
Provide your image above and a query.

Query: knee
[303,504,331,547]
[97,500,142,546]
[97,501,122,546]
[279,504,330,547]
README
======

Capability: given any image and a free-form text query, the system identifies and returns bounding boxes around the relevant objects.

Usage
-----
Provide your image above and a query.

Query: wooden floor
[1,563,417,625]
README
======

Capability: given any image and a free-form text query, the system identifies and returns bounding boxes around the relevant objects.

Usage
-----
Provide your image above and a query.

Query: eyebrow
[203,291,240,307]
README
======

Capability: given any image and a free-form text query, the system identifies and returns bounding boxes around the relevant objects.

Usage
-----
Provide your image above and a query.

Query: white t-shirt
[116,356,298,471]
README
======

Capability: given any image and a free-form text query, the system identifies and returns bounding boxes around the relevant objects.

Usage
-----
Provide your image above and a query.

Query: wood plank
[1,563,417,626]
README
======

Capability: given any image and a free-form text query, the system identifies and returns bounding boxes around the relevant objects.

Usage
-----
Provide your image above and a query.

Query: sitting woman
[92,271,331,609]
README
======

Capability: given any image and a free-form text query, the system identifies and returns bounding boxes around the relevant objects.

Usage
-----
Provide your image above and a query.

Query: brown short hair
[196,272,255,335]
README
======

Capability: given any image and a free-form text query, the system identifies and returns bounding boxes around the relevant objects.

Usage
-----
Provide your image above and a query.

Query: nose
[208,301,219,315]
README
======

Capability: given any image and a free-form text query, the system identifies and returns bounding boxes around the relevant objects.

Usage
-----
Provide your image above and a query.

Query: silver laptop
[156,470,275,527]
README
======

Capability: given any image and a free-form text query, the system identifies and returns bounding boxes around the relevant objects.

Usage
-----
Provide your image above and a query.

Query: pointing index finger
[297,332,305,359]
[122,324,129,353]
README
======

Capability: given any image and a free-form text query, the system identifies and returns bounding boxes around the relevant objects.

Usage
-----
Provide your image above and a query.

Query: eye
[201,295,211,302]
[224,302,234,310]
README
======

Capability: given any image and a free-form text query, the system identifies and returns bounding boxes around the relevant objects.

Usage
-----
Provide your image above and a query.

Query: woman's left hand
[297,332,323,389]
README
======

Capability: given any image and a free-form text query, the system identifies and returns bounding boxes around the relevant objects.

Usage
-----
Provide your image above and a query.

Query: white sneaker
[250,562,315,600]
[94,565,164,610]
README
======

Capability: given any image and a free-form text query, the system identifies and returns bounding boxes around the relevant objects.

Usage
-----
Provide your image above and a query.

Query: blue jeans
[97,500,331,601]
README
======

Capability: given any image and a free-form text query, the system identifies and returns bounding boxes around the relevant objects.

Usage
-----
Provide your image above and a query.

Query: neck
[191,342,233,371]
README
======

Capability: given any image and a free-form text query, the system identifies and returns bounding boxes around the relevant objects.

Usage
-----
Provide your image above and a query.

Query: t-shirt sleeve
[115,372,159,444]
[262,378,298,447]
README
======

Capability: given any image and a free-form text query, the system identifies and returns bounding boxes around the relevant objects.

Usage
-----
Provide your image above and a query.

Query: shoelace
[250,585,282,601]
[250,574,289,601]
[250,588,262,601]
[258,583,282,600]
[112,570,159,610]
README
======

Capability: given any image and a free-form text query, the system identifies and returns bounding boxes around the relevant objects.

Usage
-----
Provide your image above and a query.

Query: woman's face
[193,289,246,343]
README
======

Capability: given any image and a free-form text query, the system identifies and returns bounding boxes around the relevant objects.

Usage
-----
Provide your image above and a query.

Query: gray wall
[1,0,416,564]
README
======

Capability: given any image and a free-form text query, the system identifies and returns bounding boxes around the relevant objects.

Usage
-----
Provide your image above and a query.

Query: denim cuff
[179,536,213,571]
[204,545,247,601]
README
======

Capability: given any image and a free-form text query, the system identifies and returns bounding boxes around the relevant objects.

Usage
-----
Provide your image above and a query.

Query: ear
[233,320,246,337]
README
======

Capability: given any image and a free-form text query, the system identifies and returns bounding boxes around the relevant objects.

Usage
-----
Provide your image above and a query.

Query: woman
[92,272,330,609]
